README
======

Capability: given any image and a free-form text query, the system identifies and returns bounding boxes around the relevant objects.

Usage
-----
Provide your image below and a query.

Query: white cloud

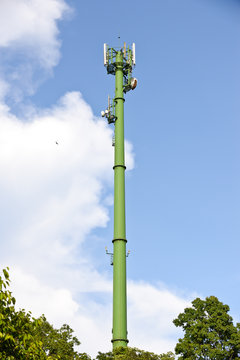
[0,0,70,100]
[10,267,79,321]
[0,90,125,355]
[0,91,114,273]
[128,281,191,354]
[0,0,69,68]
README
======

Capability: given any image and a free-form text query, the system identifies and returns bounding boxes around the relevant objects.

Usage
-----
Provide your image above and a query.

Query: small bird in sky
[55,141,59,145]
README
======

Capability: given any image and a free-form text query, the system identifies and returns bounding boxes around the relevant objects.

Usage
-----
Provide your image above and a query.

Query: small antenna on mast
[104,43,108,66]
[132,43,136,65]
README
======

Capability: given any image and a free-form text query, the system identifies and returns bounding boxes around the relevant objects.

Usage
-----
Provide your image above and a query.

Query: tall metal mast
[102,42,137,350]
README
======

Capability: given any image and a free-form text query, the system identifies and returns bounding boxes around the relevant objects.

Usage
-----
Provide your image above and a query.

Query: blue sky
[53,0,240,310]
[0,0,240,356]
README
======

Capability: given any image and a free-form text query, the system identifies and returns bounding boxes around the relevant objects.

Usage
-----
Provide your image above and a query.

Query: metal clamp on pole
[113,165,126,170]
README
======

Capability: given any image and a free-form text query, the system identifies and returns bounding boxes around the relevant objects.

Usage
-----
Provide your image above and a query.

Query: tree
[173,296,240,359]
[0,268,89,360]
[34,315,90,360]
[0,267,47,359]
[95,347,175,360]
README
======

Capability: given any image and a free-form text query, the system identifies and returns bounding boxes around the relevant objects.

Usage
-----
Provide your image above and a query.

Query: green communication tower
[102,42,137,350]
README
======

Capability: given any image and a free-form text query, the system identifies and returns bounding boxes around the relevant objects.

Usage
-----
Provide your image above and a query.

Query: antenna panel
[104,43,108,66]
[132,43,136,65]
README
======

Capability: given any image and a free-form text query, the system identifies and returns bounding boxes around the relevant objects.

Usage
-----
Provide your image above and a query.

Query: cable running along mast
[102,42,137,350]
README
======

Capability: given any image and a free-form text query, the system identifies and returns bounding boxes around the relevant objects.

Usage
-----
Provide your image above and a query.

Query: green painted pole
[112,50,128,349]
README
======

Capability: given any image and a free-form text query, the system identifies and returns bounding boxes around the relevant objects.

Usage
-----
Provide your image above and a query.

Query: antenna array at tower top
[103,43,136,67]
[103,42,137,93]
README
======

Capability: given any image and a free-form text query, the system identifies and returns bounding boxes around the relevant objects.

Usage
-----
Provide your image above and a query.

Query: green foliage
[95,350,114,360]
[34,315,90,360]
[0,268,89,360]
[173,296,240,359]
[0,267,47,359]
[158,352,175,360]
[95,347,175,360]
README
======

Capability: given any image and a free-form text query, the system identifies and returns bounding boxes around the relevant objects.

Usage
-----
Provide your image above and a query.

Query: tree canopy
[34,315,90,360]
[0,267,46,359]
[95,347,175,360]
[0,267,89,360]
[173,296,240,359]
